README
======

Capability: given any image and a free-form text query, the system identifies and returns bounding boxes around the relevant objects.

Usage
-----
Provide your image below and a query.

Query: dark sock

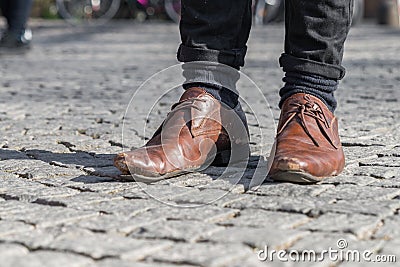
[183,82,239,109]
[279,72,338,112]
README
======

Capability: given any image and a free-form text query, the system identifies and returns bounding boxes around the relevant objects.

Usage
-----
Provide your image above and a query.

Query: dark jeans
[0,0,33,35]
[178,0,354,110]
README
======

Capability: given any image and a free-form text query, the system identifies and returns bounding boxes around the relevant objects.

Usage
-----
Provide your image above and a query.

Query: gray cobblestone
[298,213,382,239]
[148,242,253,267]
[1,21,399,266]
[225,194,335,215]
[46,228,173,260]
[2,251,94,267]
[217,209,310,229]
[208,227,309,250]
[373,214,400,240]
[0,200,98,227]
[0,220,35,237]
[95,259,195,267]
[0,243,29,258]
[290,232,385,254]
[317,184,400,201]
[147,205,240,223]
[130,219,225,242]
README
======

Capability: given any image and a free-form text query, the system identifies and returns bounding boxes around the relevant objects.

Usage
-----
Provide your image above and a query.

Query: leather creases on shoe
[277,94,339,149]
[269,93,345,182]
[114,87,250,181]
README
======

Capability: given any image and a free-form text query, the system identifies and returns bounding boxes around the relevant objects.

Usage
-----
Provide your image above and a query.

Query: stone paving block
[24,149,114,168]
[226,194,334,215]
[378,239,400,262]
[317,184,400,201]
[0,181,80,203]
[218,209,310,229]
[373,214,400,240]
[190,175,247,194]
[318,199,400,217]
[290,232,385,254]
[130,219,225,242]
[208,226,309,250]
[149,242,253,267]
[338,260,392,267]
[1,22,400,267]
[231,256,273,267]
[354,166,399,180]
[95,259,195,267]
[73,212,165,235]
[0,149,30,160]
[120,184,200,202]
[0,243,29,258]
[147,205,240,223]
[83,166,122,178]
[21,175,111,188]
[38,176,142,193]
[0,200,98,227]
[0,226,66,250]
[0,220,35,237]
[298,213,382,239]
[47,228,173,260]
[318,175,378,186]
[157,172,214,188]
[2,251,95,267]
[0,159,86,179]
[0,170,20,180]
[37,191,124,209]
[169,188,248,207]
[342,146,385,165]
[248,183,334,198]
[0,199,39,214]
[368,178,400,188]
[359,157,400,168]
[0,175,38,190]
[79,179,145,194]
[80,198,160,217]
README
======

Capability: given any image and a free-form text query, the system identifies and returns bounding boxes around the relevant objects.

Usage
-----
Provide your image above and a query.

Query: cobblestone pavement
[0,20,399,267]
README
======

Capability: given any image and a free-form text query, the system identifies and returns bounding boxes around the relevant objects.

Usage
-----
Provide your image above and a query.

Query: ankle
[279,72,338,113]
[183,83,239,109]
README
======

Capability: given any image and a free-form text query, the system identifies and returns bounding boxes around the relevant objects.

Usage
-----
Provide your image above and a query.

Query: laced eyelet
[278,96,337,149]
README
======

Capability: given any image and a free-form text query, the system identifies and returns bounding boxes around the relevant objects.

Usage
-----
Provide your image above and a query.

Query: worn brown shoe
[268,93,345,183]
[114,87,249,182]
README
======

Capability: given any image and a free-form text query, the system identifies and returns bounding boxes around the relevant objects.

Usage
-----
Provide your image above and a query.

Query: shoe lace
[277,95,337,149]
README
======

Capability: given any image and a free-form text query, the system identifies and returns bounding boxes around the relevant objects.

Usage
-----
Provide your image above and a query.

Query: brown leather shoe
[268,93,345,183]
[114,87,249,182]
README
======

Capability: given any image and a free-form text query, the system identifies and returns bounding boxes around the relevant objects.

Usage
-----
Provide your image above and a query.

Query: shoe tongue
[179,87,206,102]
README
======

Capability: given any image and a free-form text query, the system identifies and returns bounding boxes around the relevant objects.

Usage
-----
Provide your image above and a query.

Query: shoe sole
[119,169,194,183]
[269,170,325,184]
[116,150,249,183]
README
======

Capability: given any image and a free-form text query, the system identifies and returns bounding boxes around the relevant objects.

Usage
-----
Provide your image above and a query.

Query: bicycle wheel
[164,0,180,23]
[351,0,364,26]
[263,0,283,23]
[56,0,121,26]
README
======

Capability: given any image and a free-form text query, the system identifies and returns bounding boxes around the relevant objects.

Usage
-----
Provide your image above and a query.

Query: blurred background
[22,0,400,27]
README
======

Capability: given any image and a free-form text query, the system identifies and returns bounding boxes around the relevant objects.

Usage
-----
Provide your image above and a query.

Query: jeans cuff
[177,44,247,69]
[279,53,346,80]
[181,61,240,95]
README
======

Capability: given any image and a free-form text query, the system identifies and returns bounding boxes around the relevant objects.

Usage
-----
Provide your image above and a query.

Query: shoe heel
[212,150,231,166]
[211,148,250,167]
